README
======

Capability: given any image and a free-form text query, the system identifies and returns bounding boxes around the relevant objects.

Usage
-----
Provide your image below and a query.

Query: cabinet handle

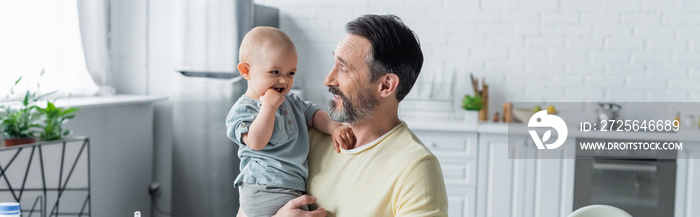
[593,162,657,172]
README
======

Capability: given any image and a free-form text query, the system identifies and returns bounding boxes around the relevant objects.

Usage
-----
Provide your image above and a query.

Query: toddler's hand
[260,88,285,108]
[331,125,355,153]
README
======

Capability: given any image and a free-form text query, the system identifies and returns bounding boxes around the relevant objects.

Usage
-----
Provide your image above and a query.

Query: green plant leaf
[462,94,484,111]
[47,101,56,110]
[31,105,43,112]
[38,90,58,99]
[23,91,31,106]
[61,108,79,116]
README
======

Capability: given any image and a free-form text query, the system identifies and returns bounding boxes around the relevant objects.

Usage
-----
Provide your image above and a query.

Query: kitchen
[1,0,699,216]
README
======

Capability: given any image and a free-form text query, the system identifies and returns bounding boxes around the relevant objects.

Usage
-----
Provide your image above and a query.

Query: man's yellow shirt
[307,122,448,217]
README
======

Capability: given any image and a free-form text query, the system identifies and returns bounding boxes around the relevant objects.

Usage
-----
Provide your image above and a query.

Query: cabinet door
[675,142,700,217]
[531,150,575,217]
[447,187,476,217]
[476,134,527,217]
[476,134,574,217]
[413,131,477,217]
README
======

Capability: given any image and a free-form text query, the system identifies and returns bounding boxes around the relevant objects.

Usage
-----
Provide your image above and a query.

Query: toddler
[225,26,354,217]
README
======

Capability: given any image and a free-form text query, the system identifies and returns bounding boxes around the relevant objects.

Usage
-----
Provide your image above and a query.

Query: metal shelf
[0,137,91,217]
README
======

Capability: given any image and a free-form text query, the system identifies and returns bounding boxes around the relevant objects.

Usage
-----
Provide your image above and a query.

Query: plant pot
[4,137,36,147]
[464,110,480,125]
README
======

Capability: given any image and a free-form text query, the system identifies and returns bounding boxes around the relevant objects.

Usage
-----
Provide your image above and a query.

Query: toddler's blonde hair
[239,26,295,63]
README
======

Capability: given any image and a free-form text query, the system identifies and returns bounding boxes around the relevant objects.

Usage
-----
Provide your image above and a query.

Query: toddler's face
[247,47,298,98]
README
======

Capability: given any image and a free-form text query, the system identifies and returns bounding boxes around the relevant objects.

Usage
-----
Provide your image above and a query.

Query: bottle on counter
[503,103,513,123]
[685,115,695,128]
[0,202,21,217]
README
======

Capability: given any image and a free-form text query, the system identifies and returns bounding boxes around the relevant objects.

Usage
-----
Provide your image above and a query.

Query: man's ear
[238,62,252,80]
[378,73,400,98]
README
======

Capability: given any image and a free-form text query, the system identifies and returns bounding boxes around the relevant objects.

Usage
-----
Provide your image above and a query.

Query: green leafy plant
[2,73,68,142]
[462,94,484,111]
[1,77,42,139]
[34,101,79,141]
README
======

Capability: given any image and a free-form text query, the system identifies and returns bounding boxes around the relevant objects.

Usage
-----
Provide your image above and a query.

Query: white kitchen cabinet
[674,142,700,217]
[410,120,700,217]
[476,134,523,217]
[476,133,575,217]
[412,130,478,217]
[409,121,575,217]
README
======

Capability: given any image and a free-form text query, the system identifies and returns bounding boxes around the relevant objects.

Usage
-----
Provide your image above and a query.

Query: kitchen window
[0,0,111,100]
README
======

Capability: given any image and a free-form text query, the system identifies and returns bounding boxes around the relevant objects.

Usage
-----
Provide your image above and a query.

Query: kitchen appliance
[573,138,676,217]
[595,103,622,122]
[171,1,279,216]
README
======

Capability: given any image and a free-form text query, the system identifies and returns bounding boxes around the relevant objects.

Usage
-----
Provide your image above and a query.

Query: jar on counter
[0,202,20,217]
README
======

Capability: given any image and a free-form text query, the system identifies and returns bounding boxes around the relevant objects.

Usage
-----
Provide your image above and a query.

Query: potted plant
[462,94,484,124]
[1,78,42,146]
[1,74,73,147]
[35,101,79,141]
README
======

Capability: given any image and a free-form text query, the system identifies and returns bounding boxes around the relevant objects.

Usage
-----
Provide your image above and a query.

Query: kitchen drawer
[413,131,478,159]
[441,160,477,186]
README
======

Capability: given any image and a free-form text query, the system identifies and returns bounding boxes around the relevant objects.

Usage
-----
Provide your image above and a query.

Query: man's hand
[331,125,355,153]
[236,195,326,217]
[273,195,327,217]
[260,88,285,109]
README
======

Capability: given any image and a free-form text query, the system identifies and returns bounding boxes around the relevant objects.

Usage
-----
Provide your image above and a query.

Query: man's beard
[327,86,379,123]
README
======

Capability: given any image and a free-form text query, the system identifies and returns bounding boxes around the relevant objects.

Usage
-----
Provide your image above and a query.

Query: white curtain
[78,0,115,96]
[0,0,100,100]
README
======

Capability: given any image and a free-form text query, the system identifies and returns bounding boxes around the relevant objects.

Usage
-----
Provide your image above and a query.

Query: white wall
[255,0,700,113]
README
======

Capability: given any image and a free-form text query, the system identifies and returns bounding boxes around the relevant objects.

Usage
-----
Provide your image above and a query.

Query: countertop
[403,118,700,142]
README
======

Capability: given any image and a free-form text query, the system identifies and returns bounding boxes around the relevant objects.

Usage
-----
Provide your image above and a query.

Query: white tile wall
[256,0,700,114]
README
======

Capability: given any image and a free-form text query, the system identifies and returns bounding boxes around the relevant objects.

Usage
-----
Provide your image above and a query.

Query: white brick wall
[256,0,700,116]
